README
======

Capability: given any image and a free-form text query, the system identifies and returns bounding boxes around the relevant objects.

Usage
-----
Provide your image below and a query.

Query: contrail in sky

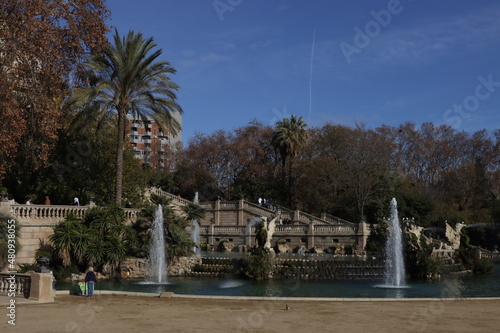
[308,29,316,120]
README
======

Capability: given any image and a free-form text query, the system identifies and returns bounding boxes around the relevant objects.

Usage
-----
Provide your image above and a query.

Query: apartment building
[127,113,182,167]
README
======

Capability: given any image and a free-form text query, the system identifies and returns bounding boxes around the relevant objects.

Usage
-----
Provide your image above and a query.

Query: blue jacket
[84,271,97,283]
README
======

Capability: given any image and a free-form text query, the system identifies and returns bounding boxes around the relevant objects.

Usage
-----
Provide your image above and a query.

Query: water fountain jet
[377,198,407,289]
[148,204,167,284]
[191,192,201,256]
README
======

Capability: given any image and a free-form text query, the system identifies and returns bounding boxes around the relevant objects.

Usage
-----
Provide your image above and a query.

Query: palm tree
[71,29,183,205]
[271,115,309,204]
[181,202,206,222]
[49,215,92,266]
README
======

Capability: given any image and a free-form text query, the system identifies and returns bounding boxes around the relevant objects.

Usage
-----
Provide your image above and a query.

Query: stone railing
[313,224,357,234]
[219,201,239,209]
[0,273,31,298]
[213,226,247,234]
[275,225,309,234]
[479,250,500,262]
[244,202,273,216]
[298,211,324,224]
[320,212,356,226]
[200,202,216,210]
[149,187,193,207]
[124,208,139,222]
[207,224,356,236]
[10,204,89,224]
[9,204,140,224]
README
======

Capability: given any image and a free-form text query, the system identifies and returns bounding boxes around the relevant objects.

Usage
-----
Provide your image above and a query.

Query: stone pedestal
[0,201,10,215]
[29,272,54,302]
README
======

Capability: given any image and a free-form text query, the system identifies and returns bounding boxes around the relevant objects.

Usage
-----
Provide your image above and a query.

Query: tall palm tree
[271,115,309,204]
[71,29,183,205]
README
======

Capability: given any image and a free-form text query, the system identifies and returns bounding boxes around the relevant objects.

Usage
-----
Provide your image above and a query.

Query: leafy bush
[50,205,138,272]
[240,248,275,280]
[457,248,494,274]
[365,223,388,255]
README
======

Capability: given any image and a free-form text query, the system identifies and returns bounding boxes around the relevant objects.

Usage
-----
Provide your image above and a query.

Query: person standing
[73,197,80,206]
[84,267,97,298]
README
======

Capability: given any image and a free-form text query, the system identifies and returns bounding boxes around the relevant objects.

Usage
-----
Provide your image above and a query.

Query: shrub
[240,248,275,280]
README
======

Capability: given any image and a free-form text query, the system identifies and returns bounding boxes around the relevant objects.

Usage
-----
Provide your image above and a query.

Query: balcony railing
[0,273,31,298]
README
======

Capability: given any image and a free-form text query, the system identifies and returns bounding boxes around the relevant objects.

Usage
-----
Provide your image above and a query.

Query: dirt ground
[2,293,500,333]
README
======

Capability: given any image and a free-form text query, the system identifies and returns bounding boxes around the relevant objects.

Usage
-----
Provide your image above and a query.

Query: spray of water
[383,198,406,287]
[149,204,167,283]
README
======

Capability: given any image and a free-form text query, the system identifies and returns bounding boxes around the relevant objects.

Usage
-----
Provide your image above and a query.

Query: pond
[56,263,500,299]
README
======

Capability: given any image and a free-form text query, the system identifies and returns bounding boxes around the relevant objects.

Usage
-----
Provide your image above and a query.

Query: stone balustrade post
[237,199,244,225]
[357,220,369,251]
[209,223,214,247]
[246,225,252,247]
[308,220,315,248]
[29,272,54,302]
[214,200,221,225]
[321,212,327,221]
[293,209,300,223]
[1,201,10,215]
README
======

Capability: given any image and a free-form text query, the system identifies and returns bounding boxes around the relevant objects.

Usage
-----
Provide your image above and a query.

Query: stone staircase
[148,187,355,226]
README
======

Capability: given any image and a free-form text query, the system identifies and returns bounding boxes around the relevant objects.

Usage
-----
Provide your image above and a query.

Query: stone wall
[188,257,384,280]
[118,258,149,279]
[168,256,202,276]
[118,256,202,279]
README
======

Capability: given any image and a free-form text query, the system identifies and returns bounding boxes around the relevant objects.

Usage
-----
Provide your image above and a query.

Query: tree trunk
[115,110,125,205]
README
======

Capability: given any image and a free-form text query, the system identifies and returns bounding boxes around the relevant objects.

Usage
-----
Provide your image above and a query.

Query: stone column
[214,200,221,225]
[0,201,10,215]
[320,212,327,221]
[208,223,214,247]
[307,220,315,249]
[357,221,370,251]
[29,272,54,302]
[237,199,244,225]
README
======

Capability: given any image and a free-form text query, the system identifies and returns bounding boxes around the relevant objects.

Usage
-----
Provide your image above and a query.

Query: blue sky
[106,0,500,144]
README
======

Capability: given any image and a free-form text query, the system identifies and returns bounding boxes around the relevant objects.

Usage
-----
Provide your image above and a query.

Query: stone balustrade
[8,204,139,225]
[479,251,500,262]
[213,226,246,234]
[275,225,309,234]
[320,212,356,226]
[313,224,357,234]
[219,201,239,209]
[0,273,31,298]
[243,202,277,218]
[10,204,89,224]
[149,187,192,207]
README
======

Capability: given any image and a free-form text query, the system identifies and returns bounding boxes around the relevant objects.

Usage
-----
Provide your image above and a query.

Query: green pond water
[56,263,500,299]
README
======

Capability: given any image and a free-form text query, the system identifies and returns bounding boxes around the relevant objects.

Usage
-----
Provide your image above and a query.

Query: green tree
[71,29,182,205]
[29,119,148,206]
